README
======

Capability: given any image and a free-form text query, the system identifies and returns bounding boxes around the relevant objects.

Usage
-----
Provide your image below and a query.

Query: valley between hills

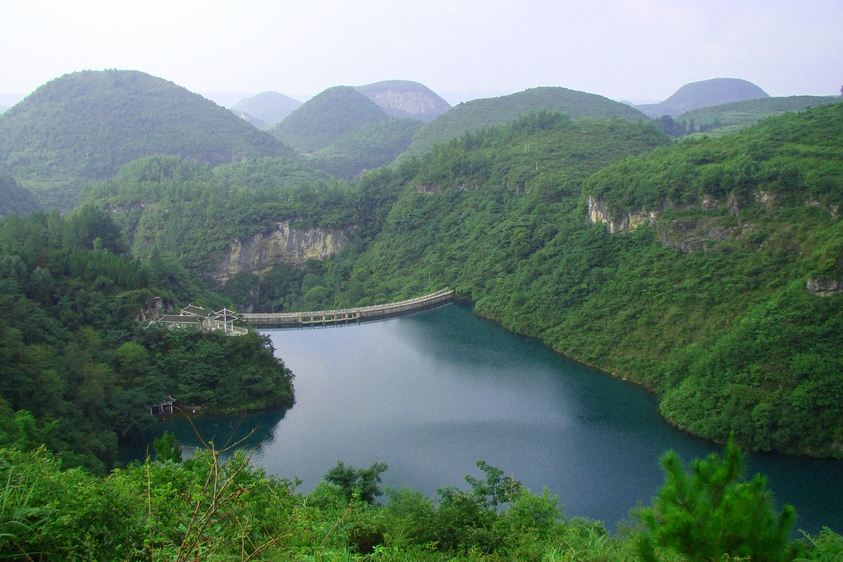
[0,70,841,560]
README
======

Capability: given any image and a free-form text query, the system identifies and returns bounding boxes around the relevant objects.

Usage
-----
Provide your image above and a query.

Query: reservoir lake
[152,303,842,534]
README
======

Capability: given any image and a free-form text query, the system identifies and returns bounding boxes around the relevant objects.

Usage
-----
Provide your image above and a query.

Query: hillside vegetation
[396,87,647,163]
[230,91,302,126]
[309,117,424,178]
[636,77,769,118]
[0,70,291,209]
[270,86,388,153]
[0,172,40,216]
[1,438,838,560]
[318,106,842,457]
[0,207,294,473]
[673,95,842,136]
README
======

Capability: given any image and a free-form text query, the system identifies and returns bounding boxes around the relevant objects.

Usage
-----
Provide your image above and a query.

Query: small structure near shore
[150,395,176,416]
[153,305,247,336]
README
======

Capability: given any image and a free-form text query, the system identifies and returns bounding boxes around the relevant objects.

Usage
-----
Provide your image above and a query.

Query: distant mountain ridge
[397,86,648,162]
[636,78,769,118]
[230,91,302,127]
[0,70,290,209]
[356,80,451,122]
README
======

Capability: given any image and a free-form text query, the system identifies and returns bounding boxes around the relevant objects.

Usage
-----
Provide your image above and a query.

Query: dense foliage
[0,207,294,473]
[0,440,839,561]
[310,118,424,178]
[83,154,418,311]
[270,86,389,153]
[396,87,649,163]
[0,70,290,209]
[0,172,39,216]
[673,95,842,136]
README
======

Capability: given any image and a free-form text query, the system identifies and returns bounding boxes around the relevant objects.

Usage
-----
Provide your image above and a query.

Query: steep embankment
[356,79,451,122]
[82,153,409,311]
[396,87,647,163]
[328,105,843,456]
[636,77,769,118]
[0,70,290,209]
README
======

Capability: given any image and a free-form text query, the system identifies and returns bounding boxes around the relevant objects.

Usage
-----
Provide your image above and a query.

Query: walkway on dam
[240,288,454,327]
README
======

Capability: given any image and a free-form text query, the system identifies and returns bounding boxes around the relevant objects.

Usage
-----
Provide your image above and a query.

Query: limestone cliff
[356,80,450,122]
[215,221,348,283]
[587,196,656,234]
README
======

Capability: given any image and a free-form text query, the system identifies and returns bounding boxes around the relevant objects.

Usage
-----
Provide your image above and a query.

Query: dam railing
[239,288,454,327]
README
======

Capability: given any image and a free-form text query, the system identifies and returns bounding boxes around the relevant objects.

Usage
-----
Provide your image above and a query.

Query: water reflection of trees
[125,405,292,463]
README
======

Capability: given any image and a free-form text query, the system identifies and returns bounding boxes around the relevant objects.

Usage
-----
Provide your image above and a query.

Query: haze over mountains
[1,68,840,214]
[230,91,303,129]
[635,78,769,117]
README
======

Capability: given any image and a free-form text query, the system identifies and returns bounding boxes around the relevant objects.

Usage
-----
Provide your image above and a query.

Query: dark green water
[151,303,843,534]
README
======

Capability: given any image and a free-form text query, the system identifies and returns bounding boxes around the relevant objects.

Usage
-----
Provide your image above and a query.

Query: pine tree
[636,434,805,562]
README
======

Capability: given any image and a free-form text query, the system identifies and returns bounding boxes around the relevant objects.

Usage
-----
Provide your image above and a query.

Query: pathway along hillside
[240,289,454,327]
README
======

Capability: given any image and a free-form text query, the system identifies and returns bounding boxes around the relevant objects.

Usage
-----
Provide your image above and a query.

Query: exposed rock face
[215,221,348,283]
[806,278,843,297]
[587,196,656,233]
[658,218,733,253]
[367,90,449,121]
[356,81,451,122]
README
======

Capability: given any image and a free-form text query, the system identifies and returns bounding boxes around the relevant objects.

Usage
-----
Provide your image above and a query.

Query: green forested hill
[0,70,291,209]
[309,118,424,178]
[0,206,294,474]
[0,172,40,216]
[396,87,648,163]
[636,77,769,118]
[270,86,388,153]
[673,95,842,135]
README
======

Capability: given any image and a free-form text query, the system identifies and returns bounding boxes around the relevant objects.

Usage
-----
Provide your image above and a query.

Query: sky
[1,0,841,106]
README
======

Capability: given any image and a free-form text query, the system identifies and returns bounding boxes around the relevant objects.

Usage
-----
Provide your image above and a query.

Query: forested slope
[674,95,841,135]
[397,87,648,162]
[326,106,843,456]
[0,70,290,209]
[270,86,388,153]
[0,172,40,216]
[0,207,294,473]
[309,118,424,178]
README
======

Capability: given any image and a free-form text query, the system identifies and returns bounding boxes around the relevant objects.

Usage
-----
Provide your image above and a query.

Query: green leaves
[636,435,804,562]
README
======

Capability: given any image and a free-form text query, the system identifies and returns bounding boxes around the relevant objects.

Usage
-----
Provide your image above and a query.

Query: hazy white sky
[1,0,840,104]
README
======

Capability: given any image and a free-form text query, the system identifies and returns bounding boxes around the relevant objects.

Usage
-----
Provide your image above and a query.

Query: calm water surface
[152,303,842,534]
